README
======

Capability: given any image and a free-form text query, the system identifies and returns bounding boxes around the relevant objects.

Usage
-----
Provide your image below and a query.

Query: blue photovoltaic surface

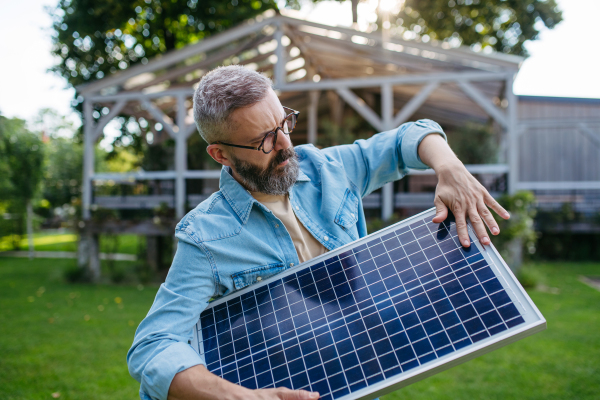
[196,215,525,400]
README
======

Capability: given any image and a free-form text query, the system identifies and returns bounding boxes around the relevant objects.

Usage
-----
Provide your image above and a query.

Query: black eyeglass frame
[212,106,299,154]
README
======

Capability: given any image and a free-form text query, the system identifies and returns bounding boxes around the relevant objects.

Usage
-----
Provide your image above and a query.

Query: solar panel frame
[192,207,546,400]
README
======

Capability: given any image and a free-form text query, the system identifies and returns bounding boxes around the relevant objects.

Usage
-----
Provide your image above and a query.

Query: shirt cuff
[140,341,205,400]
[400,119,447,170]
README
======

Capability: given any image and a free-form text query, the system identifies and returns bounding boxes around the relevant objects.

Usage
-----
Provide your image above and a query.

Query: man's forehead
[228,91,284,139]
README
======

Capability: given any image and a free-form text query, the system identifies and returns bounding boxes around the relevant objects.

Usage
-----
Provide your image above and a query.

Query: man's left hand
[418,133,510,247]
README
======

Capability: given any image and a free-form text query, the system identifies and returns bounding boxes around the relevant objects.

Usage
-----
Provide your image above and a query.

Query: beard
[230,147,299,195]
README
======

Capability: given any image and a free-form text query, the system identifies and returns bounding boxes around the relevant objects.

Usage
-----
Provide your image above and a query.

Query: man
[128,65,509,400]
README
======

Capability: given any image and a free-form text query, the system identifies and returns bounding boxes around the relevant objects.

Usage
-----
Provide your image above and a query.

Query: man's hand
[418,134,510,247]
[168,364,319,400]
[253,388,319,400]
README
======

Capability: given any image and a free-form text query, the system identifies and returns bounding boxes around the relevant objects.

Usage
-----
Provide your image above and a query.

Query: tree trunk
[26,200,34,260]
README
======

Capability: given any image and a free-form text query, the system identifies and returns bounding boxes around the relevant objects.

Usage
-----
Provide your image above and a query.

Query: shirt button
[295,206,299,211]
[256,276,262,281]
[350,213,355,218]
[324,236,329,241]
[289,263,294,267]
[275,224,279,228]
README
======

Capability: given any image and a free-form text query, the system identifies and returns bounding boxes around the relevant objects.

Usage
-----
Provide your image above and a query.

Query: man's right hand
[253,388,319,400]
[168,364,319,400]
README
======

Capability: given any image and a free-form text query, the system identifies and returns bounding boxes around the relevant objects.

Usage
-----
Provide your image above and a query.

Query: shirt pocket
[231,263,286,291]
[334,189,359,239]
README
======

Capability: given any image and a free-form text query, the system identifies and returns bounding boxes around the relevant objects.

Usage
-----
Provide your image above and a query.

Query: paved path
[0,251,137,261]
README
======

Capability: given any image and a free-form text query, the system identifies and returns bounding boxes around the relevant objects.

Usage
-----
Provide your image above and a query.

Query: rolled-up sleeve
[127,234,216,400]
[321,119,446,197]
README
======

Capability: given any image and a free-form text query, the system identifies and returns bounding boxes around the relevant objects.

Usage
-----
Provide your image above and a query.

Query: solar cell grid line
[193,208,546,400]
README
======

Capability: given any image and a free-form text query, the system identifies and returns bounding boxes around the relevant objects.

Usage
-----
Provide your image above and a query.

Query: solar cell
[193,208,546,400]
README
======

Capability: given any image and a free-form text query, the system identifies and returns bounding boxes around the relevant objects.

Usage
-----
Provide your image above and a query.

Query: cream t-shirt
[251,192,329,263]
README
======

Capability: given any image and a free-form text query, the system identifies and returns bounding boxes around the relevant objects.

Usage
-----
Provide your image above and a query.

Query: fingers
[275,388,319,400]
[468,205,490,245]
[432,196,448,223]
[477,200,499,236]
[452,204,471,248]
[485,192,510,220]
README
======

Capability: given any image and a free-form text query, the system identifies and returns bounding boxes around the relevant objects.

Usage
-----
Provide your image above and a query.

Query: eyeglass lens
[261,113,297,153]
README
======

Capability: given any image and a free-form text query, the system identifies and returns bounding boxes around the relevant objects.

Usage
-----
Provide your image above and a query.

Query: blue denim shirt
[127,120,446,400]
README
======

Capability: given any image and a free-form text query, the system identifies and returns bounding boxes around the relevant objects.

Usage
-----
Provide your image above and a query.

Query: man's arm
[168,365,319,400]
[417,133,510,247]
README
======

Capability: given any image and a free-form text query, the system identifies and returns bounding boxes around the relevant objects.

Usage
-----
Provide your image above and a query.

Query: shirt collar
[219,165,311,224]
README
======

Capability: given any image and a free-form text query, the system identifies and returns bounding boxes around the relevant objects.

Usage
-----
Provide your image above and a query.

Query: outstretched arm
[417,133,510,247]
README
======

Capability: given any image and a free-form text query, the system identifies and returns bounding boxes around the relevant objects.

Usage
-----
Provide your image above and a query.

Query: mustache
[270,147,296,169]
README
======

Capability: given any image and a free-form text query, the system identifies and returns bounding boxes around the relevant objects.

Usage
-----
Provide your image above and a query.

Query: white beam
[140,99,177,138]
[458,81,508,129]
[307,90,320,144]
[516,181,600,190]
[92,99,127,141]
[505,76,519,195]
[381,83,394,221]
[184,123,198,138]
[82,100,94,220]
[77,16,274,95]
[336,88,384,132]
[175,95,187,218]
[89,88,194,102]
[274,23,286,87]
[408,164,509,175]
[393,82,439,126]
[278,71,508,92]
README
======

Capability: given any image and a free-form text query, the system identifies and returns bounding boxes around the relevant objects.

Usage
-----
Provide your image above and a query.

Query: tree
[48,0,278,89]
[0,115,45,254]
[397,0,562,56]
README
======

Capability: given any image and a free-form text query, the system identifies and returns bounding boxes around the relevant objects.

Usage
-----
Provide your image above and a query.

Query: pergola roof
[78,10,522,132]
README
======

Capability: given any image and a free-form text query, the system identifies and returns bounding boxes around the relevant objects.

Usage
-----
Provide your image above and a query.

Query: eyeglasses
[212,106,299,154]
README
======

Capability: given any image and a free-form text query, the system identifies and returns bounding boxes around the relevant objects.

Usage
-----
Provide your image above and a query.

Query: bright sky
[0,0,598,129]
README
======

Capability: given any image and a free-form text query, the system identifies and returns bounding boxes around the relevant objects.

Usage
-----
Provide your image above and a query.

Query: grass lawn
[1,258,599,400]
[0,231,140,254]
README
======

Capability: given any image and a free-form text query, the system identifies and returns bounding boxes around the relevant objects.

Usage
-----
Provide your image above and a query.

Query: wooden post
[381,83,395,221]
[82,99,94,220]
[175,95,187,219]
[505,75,518,195]
[89,233,101,282]
[307,91,320,144]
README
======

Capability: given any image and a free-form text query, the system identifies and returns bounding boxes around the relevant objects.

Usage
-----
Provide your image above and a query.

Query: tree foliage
[48,0,277,89]
[0,116,45,203]
[394,0,561,56]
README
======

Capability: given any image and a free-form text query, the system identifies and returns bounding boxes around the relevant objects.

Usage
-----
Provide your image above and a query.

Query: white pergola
[77,10,522,221]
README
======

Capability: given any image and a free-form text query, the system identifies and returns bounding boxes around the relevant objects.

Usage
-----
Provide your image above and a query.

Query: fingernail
[463,240,470,246]
[504,212,510,218]
[482,236,489,244]
[492,227,499,235]
[310,392,319,398]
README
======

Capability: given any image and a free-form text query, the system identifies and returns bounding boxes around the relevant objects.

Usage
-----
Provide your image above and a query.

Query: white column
[175,95,187,219]
[82,99,94,220]
[381,84,394,221]
[274,23,286,88]
[505,75,518,194]
[307,90,320,144]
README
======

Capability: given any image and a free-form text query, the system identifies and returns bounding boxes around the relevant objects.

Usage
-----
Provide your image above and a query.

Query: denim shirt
[127,120,446,400]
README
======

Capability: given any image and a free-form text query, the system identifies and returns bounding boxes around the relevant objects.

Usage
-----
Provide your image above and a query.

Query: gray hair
[193,65,273,144]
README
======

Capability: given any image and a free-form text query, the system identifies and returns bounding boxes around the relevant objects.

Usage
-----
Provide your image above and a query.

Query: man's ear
[207,144,232,167]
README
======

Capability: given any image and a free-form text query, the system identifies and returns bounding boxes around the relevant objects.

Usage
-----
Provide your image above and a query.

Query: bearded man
[127,65,509,400]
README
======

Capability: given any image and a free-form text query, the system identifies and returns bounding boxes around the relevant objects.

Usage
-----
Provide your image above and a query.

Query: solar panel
[192,207,546,400]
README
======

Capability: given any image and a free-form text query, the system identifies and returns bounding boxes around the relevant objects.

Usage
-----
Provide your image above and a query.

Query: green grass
[1,259,599,400]
[0,231,140,254]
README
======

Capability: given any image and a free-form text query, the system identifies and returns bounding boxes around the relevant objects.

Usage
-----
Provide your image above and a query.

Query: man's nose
[273,128,292,151]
